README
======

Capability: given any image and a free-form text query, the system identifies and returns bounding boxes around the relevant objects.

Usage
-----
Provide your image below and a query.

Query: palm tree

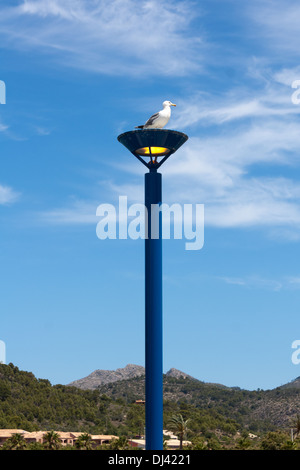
[4,433,27,450]
[75,432,92,450]
[291,415,300,442]
[108,436,129,450]
[43,430,60,450]
[168,414,189,450]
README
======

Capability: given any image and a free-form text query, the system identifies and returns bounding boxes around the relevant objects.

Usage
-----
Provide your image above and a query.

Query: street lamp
[117,129,188,450]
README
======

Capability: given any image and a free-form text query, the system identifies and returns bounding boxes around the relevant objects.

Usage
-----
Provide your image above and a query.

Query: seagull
[135,100,176,129]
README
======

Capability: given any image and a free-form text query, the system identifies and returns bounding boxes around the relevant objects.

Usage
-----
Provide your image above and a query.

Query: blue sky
[1,0,300,390]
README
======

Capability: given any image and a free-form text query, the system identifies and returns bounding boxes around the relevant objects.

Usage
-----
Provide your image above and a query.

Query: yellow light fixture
[136,146,170,157]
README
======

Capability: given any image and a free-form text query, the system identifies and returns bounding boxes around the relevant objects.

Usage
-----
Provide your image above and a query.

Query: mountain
[68,365,197,390]
[68,365,233,391]
[279,376,300,389]
[68,364,145,390]
[165,368,197,381]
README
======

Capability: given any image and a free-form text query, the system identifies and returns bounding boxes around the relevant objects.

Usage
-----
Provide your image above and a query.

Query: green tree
[75,433,92,450]
[168,414,189,450]
[190,437,207,450]
[0,382,11,401]
[291,415,300,442]
[108,436,129,450]
[43,430,61,450]
[27,441,45,450]
[260,431,291,450]
[235,436,252,450]
[3,433,27,450]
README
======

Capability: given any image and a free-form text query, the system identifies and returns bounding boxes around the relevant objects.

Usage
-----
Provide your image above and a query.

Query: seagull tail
[135,125,144,129]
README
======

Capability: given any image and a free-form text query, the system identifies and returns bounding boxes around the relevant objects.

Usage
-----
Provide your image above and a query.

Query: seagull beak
[171,103,176,106]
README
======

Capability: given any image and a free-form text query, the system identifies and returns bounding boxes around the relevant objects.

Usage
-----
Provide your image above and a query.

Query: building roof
[0,430,118,440]
[129,439,145,447]
[166,439,191,447]
[163,430,177,439]
[24,432,45,438]
[0,429,28,436]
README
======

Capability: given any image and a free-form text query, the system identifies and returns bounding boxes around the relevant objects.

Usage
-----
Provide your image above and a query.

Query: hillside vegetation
[0,363,300,450]
[97,374,300,432]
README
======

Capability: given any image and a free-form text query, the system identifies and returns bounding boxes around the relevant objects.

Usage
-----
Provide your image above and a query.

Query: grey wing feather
[145,112,159,126]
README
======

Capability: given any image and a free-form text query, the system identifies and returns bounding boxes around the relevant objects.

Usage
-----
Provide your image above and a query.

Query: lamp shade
[117,129,188,169]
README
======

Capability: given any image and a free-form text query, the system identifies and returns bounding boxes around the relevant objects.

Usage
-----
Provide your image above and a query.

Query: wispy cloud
[247,0,300,58]
[0,184,20,205]
[160,69,300,234]
[219,274,300,292]
[37,180,144,225]
[38,198,99,225]
[0,0,204,77]
[0,123,8,132]
[287,277,300,288]
[0,114,9,133]
[163,145,300,232]
[218,275,283,291]
[172,77,299,129]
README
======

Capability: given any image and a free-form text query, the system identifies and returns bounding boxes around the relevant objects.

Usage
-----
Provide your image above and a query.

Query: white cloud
[287,277,300,288]
[274,67,300,87]
[0,124,8,132]
[162,128,300,230]
[38,198,99,224]
[0,0,204,77]
[156,72,300,233]
[218,276,283,291]
[0,184,20,205]
[172,81,300,129]
[219,274,300,292]
[247,0,300,57]
[36,177,145,226]
[40,72,300,235]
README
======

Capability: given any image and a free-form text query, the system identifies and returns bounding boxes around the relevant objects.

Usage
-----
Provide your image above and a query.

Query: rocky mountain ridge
[68,364,195,390]
[279,376,300,389]
[68,364,300,392]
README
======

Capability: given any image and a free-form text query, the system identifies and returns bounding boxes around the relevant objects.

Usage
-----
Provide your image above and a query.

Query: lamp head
[117,129,188,170]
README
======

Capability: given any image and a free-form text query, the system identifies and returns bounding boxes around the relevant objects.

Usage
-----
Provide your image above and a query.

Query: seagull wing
[144,112,160,127]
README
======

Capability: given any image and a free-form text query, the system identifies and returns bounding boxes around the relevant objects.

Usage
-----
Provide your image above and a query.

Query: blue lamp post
[118,129,188,450]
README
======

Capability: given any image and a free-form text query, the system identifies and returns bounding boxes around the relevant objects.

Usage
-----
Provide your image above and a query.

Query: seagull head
[163,100,176,107]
